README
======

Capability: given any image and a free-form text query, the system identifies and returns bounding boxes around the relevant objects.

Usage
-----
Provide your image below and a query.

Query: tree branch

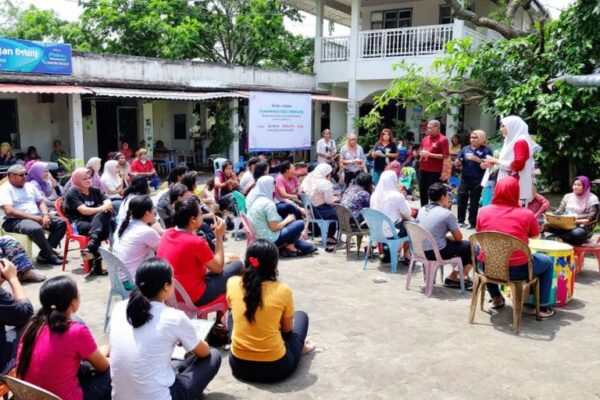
[506,0,533,21]
[443,0,530,39]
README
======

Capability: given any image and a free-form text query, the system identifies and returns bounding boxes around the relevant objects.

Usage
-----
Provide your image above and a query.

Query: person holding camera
[316,129,336,164]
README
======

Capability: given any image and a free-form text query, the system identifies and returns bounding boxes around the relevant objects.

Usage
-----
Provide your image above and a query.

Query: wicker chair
[468,232,540,334]
[333,204,368,258]
[1,375,60,400]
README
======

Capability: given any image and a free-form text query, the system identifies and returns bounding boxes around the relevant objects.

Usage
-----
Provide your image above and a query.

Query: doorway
[95,101,139,160]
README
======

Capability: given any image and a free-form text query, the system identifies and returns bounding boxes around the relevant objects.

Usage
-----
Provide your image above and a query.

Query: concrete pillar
[229,98,239,162]
[312,100,322,157]
[143,102,154,159]
[314,0,324,65]
[452,16,465,40]
[68,94,84,162]
[346,80,358,134]
[349,0,360,61]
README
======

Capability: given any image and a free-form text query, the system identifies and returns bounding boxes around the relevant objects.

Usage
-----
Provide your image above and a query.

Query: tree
[370,1,600,189]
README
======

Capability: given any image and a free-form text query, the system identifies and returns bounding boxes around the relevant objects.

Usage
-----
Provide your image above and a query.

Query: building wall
[362,0,450,29]
[151,100,193,152]
[0,93,70,160]
[329,86,349,142]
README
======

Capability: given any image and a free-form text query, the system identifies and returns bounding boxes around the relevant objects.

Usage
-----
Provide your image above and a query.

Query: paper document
[171,319,216,360]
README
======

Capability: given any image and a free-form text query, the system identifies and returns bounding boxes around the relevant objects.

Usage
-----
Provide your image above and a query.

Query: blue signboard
[0,38,72,75]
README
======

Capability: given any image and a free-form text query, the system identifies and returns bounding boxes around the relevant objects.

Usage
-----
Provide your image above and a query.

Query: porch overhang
[0,83,92,95]
[85,87,244,101]
[234,91,348,102]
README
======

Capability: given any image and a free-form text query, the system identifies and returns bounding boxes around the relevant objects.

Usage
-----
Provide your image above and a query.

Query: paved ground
[14,197,600,399]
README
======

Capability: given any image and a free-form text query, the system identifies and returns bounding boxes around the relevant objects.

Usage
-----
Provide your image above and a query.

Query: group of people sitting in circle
[1,116,598,398]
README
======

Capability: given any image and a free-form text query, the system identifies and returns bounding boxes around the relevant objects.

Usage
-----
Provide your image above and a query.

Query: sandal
[490,296,505,309]
[539,308,555,319]
[280,249,298,258]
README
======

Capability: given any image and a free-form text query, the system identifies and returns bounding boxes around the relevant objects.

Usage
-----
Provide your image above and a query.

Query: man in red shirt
[417,120,449,206]
[130,148,161,190]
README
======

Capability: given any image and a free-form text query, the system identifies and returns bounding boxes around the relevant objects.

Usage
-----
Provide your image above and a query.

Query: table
[529,239,575,307]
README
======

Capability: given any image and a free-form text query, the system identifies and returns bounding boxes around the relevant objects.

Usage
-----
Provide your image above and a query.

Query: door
[96,101,119,160]
[118,107,139,151]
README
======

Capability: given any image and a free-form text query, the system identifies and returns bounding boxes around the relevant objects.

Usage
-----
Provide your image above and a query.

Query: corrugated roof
[0,84,92,94]
[86,87,243,101]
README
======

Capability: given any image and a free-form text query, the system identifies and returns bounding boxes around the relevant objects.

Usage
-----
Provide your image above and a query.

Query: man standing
[0,165,66,265]
[316,129,336,164]
[417,120,449,206]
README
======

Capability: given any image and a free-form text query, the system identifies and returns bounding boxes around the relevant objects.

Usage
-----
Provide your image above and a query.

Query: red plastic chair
[573,236,600,274]
[166,278,229,325]
[54,197,91,273]
[239,212,256,246]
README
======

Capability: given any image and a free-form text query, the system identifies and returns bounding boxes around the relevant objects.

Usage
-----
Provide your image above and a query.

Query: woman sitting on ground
[100,160,125,212]
[214,161,240,213]
[274,161,304,220]
[239,157,259,195]
[116,175,151,226]
[27,161,61,208]
[341,172,373,227]
[114,195,161,290]
[86,157,103,190]
[109,258,220,399]
[16,276,111,400]
[370,170,411,260]
[546,175,599,245]
[476,176,555,317]
[301,163,339,245]
[156,198,243,306]
[416,182,473,289]
[157,182,189,228]
[228,239,315,383]
[248,176,316,258]
[64,168,113,275]
[114,152,130,185]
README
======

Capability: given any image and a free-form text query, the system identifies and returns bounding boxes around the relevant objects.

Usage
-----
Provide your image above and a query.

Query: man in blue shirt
[455,130,493,229]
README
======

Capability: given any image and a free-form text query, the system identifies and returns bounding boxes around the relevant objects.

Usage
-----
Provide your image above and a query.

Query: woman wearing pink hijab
[63,168,113,274]
[547,176,600,245]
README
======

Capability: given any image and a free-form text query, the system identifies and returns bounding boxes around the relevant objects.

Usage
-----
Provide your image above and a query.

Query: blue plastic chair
[98,248,134,332]
[360,208,410,273]
[299,193,337,248]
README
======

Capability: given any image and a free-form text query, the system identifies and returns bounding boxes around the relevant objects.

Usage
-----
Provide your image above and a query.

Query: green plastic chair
[232,191,247,214]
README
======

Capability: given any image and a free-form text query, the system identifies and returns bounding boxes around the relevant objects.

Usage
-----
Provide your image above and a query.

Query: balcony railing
[320,24,461,63]
[321,36,350,62]
[359,24,454,59]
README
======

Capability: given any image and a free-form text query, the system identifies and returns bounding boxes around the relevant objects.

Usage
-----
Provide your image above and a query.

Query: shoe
[18,269,47,283]
[490,296,506,309]
[90,258,108,276]
[458,222,467,228]
[280,249,298,258]
[52,249,64,259]
[36,254,63,266]
[466,224,476,230]
[443,277,473,290]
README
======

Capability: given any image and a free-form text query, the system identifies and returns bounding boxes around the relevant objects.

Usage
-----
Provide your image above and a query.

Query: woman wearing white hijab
[481,115,540,203]
[248,176,316,257]
[370,170,412,260]
[86,157,103,190]
[300,163,338,244]
[101,159,125,212]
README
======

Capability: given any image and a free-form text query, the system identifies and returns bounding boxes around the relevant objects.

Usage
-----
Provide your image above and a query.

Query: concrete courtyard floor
[14,212,600,399]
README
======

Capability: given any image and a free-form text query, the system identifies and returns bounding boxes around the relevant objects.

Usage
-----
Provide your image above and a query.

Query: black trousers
[419,170,441,207]
[74,212,112,255]
[170,349,222,400]
[424,239,472,268]
[457,176,483,226]
[229,311,309,383]
[546,226,589,245]
[3,216,66,259]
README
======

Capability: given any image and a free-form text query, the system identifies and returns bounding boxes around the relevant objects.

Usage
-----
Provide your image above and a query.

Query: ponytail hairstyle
[173,198,200,229]
[126,257,173,328]
[242,239,279,323]
[167,166,188,185]
[123,175,150,198]
[252,162,270,181]
[17,276,79,378]
[117,194,154,238]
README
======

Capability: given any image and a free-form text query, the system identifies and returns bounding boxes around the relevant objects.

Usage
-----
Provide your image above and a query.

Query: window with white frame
[439,5,453,24]
[371,8,412,30]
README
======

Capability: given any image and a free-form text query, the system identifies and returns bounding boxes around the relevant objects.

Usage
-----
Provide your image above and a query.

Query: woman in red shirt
[130,148,161,190]
[476,176,554,317]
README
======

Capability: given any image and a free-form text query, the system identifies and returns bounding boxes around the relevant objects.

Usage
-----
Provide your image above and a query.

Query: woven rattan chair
[468,231,540,334]
[1,375,60,400]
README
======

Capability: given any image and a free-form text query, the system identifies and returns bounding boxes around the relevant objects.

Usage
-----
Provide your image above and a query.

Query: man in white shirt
[316,129,336,164]
[239,157,259,195]
[0,165,66,265]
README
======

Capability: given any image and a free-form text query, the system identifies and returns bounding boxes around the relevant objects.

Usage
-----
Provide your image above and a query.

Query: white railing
[464,27,486,49]
[321,36,350,62]
[358,24,454,59]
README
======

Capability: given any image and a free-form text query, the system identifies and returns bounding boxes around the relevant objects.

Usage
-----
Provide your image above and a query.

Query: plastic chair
[299,193,337,248]
[360,208,409,273]
[0,368,15,399]
[213,157,228,174]
[403,221,465,296]
[166,278,228,325]
[239,212,256,246]
[231,191,247,240]
[98,248,134,332]
[0,375,61,400]
[573,236,600,274]
[468,232,540,334]
[54,197,92,273]
[333,204,368,258]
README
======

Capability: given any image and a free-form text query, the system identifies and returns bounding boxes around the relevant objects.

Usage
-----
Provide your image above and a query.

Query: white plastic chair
[98,248,134,332]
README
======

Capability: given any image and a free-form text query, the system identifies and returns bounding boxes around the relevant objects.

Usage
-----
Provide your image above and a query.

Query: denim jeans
[485,252,554,307]
[275,220,314,253]
[276,202,303,220]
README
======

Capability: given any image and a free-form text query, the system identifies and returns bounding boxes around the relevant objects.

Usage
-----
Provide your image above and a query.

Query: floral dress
[341,185,371,224]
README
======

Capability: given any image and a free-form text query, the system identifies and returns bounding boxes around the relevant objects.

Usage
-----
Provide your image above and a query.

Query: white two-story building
[287,0,544,143]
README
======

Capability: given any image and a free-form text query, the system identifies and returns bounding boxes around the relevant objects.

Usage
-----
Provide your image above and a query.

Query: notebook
[171,319,215,360]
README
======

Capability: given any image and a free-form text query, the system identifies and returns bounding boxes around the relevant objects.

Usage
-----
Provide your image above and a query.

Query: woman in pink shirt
[17,276,111,400]
[275,161,304,220]
[476,176,554,317]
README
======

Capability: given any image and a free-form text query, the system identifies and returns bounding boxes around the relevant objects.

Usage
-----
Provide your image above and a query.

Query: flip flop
[490,296,505,309]
[539,308,555,319]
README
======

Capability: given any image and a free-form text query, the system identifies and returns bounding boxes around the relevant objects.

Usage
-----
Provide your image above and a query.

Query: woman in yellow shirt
[227,239,315,382]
